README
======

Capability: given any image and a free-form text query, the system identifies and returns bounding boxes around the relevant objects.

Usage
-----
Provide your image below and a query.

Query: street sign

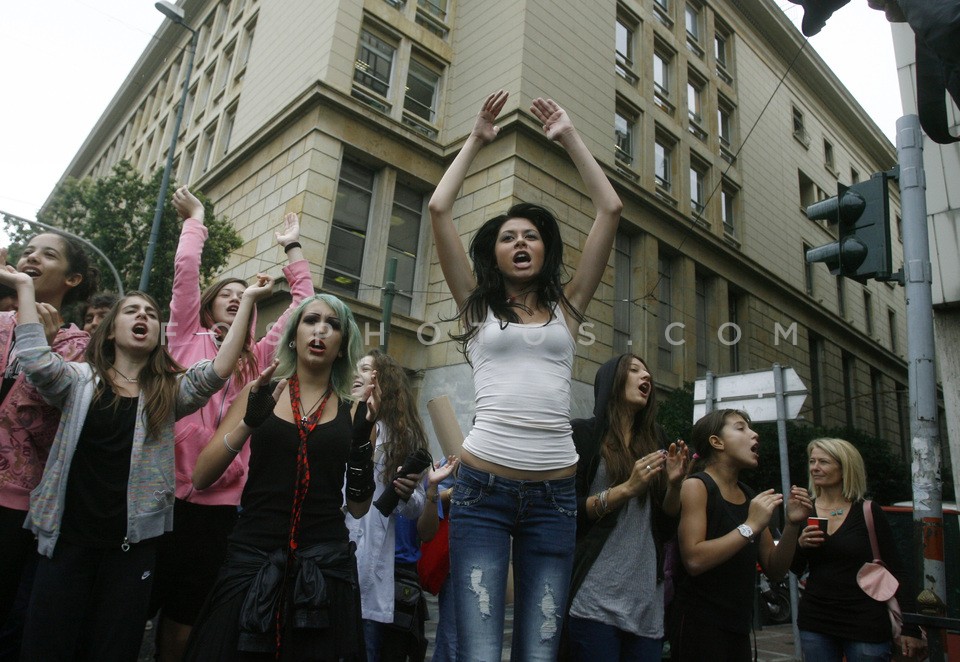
[693,367,808,423]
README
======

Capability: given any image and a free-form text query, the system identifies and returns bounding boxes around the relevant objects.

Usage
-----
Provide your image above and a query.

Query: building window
[690,157,707,218]
[180,141,197,183]
[728,289,741,372]
[325,159,375,298]
[718,96,735,162]
[864,289,873,335]
[653,0,672,27]
[653,46,674,114]
[416,0,449,37]
[615,11,640,83]
[200,121,217,173]
[871,368,884,438]
[695,273,709,376]
[215,42,235,99]
[657,253,674,372]
[824,139,836,173]
[325,158,428,314]
[184,84,197,128]
[613,232,633,354]
[403,55,441,136]
[850,167,860,184]
[836,276,846,318]
[239,18,257,69]
[615,109,635,166]
[386,182,424,316]
[888,308,898,352]
[792,105,810,147]
[714,20,733,83]
[842,351,856,428]
[809,334,824,426]
[230,0,248,23]
[220,104,237,155]
[685,3,703,56]
[803,243,815,296]
[196,12,214,61]
[687,72,706,141]
[721,180,737,237]
[353,27,396,110]
[198,65,215,117]
[212,4,228,45]
[654,135,674,193]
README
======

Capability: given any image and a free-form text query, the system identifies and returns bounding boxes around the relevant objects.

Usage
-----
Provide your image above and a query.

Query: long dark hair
[26,232,100,307]
[85,291,185,438]
[367,349,428,486]
[601,354,660,485]
[450,203,584,353]
[199,276,257,381]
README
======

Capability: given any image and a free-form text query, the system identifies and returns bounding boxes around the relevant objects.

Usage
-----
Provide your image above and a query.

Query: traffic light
[786,0,851,37]
[805,173,892,283]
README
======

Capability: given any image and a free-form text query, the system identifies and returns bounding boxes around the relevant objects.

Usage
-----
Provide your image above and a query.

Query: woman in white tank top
[428,90,622,661]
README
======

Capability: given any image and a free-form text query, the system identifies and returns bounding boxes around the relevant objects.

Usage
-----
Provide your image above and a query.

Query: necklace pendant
[300,416,308,423]
[831,508,844,516]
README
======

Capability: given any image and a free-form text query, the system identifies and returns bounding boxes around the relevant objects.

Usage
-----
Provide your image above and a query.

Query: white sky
[0,0,904,228]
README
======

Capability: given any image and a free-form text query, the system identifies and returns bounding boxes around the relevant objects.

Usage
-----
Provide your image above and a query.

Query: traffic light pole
[897,114,947,654]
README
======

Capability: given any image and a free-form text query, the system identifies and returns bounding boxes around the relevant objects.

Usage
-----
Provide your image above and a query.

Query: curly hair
[450,203,583,356]
[365,349,428,487]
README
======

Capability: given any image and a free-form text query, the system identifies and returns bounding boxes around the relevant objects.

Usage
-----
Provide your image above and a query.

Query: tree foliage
[655,382,936,505]
[6,160,242,316]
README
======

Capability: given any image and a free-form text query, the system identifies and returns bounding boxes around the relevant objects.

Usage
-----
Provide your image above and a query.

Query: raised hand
[624,449,668,497]
[746,489,784,532]
[785,485,813,525]
[0,249,33,289]
[172,186,205,222]
[427,455,459,487]
[471,90,509,145]
[243,273,275,302]
[36,302,63,345]
[530,97,574,143]
[243,360,287,428]
[275,212,300,247]
[359,370,381,421]
[665,440,690,484]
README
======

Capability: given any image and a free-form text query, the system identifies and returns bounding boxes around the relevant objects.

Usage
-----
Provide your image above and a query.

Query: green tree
[7,160,241,315]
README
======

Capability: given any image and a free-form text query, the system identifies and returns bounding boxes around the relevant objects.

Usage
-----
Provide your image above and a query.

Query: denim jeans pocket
[451,475,488,508]
[546,482,577,517]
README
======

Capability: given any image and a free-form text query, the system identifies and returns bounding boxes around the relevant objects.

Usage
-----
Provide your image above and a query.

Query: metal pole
[0,211,125,297]
[897,114,947,659]
[139,26,198,293]
[379,257,397,352]
[773,363,802,661]
[704,370,715,413]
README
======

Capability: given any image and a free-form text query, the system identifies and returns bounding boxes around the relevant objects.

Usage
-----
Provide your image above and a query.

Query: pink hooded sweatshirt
[166,218,314,506]
[0,314,89,512]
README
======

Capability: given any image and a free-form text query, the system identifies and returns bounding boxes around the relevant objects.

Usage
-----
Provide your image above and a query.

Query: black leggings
[21,538,157,661]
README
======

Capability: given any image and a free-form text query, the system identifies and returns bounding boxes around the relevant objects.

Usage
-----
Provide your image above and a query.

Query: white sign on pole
[693,367,808,423]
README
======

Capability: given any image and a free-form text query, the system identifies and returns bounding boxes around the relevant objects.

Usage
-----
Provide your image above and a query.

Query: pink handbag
[857,501,903,639]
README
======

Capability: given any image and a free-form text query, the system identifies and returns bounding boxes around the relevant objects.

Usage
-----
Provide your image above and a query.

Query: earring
[288,340,296,348]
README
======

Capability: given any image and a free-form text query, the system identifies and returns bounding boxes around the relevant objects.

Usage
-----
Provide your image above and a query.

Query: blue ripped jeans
[449,463,576,662]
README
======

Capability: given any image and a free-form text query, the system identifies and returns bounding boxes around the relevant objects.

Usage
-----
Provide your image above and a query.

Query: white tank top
[461,306,579,471]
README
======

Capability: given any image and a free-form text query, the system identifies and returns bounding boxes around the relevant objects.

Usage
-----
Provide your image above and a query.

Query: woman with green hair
[186,293,379,661]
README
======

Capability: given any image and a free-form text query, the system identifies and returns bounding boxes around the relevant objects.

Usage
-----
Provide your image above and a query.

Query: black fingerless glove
[346,402,375,502]
[243,380,280,428]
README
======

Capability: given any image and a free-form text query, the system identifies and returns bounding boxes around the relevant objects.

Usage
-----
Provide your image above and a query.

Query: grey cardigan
[15,323,227,556]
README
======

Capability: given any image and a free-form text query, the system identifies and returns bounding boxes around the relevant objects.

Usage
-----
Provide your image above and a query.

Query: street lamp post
[139,1,198,293]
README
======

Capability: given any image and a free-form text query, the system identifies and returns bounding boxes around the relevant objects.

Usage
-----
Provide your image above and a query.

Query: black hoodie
[568,354,678,603]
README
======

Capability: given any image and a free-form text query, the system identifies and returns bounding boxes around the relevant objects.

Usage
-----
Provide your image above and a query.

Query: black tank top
[230,401,352,550]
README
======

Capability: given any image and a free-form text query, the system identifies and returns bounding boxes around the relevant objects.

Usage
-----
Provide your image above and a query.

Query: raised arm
[168,187,208,339]
[428,90,509,307]
[256,212,315,360]
[529,98,622,314]
[194,361,285,490]
[212,274,274,378]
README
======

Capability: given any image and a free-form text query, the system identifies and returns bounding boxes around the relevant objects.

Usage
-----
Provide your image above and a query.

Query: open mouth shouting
[638,381,652,397]
[132,322,151,340]
[513,251,532,267]
[21,266,42,278]
[750,441,760,460]
[308,338,327,356]
[225,303,240,316]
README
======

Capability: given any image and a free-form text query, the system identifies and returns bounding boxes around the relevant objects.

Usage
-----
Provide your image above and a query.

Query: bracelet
[283,241,302,253]
[593,488,610,519]
[223,432,241,455]
[599,488,610,516]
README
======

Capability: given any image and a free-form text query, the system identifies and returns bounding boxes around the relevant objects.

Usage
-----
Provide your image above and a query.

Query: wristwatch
[737,523,755,541]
